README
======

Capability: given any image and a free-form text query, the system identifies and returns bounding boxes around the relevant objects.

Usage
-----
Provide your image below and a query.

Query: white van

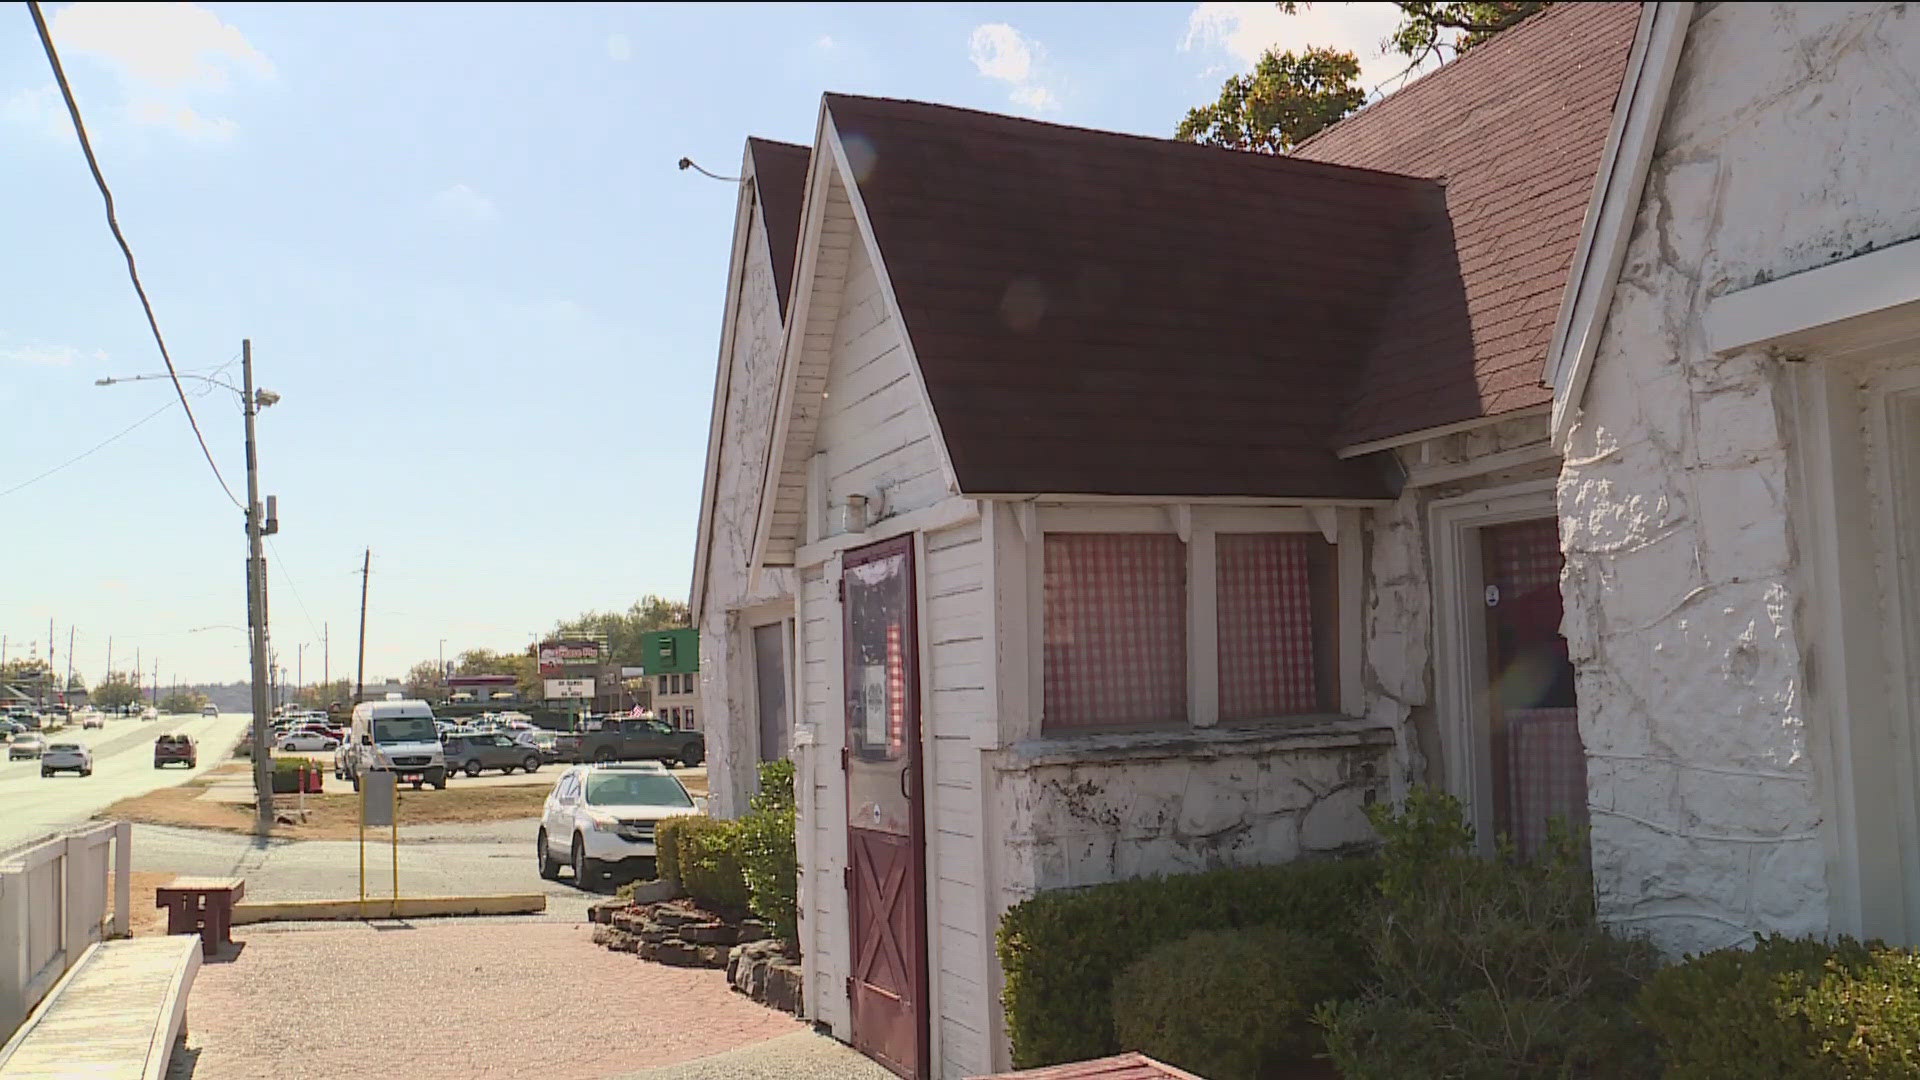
[349,699,446,791]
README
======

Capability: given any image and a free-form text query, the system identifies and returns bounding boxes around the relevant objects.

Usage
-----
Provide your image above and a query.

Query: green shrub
[996,856,1377,1068]
[1112,925,1356,1080]
[669,815,750,909]
[751,758,795,815]
[1317,788,1660,1079]
[1639,933,1920,1078]
[272,756,319,776]
[733,760,798,942]
[656,815,690,883]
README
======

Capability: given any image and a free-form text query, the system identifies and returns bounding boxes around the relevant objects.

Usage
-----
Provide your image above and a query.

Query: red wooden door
[842,536,927,1079]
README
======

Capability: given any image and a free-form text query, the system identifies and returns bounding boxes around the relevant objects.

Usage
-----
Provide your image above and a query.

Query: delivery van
[349,698,446,791]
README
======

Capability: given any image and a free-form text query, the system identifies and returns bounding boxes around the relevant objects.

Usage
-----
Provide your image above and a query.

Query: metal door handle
[899,765,912,801]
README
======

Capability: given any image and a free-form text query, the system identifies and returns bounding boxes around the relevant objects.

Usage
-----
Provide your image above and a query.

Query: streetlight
[100,340,280,836]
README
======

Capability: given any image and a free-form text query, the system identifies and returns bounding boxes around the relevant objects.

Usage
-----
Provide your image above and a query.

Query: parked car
[515,729,563,764]
[333,739,356,780]
[554,719,704,767]
[278,729,338,752]
[0,720,22,738]
[41,742,92,777]
[9,734,45,760]
[154,733,197,769]
[536,762,700,890]
[443,732,543,777]
[201,703,219,716]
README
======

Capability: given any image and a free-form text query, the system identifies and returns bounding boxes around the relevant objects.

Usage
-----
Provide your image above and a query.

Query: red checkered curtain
[1504,707,1588,859]
[1043,534,1186,731]
[1216,534,1319,720]
[1485,519,1563,601]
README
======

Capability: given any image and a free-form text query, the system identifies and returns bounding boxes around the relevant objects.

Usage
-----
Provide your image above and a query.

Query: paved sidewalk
[171,920,816,1079]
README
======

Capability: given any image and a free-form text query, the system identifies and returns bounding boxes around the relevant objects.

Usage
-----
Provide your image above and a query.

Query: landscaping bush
[656,814,689,883]
[270,756,320,793]
[663,815,750,909]
[1316,788,1661,1079]
[996,855,1377,1068]
[1112,925,1356,1080]
[1638,933,1920,1078]
[737,760,798,943]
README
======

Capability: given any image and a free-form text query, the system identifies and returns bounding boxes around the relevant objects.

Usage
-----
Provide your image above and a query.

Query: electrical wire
[28,0,243,510]
[0,399,177,498]
[265,536,323,642]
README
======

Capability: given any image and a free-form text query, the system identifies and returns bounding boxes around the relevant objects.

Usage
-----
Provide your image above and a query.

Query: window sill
[992,715,1395,771]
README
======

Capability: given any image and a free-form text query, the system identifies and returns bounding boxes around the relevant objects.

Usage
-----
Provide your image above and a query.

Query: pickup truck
[555,719,704,768]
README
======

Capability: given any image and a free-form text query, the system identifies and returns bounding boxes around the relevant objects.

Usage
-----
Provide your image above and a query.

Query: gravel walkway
[173,920,810,1079]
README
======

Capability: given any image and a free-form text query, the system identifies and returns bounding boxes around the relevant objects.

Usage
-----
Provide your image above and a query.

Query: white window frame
[1018,503,1363,734]
[1427,479,1559,853]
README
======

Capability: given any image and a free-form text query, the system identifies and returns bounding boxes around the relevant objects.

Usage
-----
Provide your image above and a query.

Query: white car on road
[41,742,93,777]
[278,730,339,752]
[536,762,701,891]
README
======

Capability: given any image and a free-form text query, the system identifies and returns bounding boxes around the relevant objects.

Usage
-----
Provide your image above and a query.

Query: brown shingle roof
[825,94,1444,499]
[1293,1,1641,447]
[746,138,809,320]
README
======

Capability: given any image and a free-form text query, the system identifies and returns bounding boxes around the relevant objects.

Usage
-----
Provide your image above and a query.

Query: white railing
[0,821,132,1037]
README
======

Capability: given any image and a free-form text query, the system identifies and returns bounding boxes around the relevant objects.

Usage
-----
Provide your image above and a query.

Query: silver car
[9,734,45,760]
[41,742,92,777]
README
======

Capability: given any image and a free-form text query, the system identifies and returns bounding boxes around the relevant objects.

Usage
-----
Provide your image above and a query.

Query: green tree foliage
[404,660,444,701]
[454,647,541,702]
[92,671,144,709]
[293,678,353,710]
[1176,45,1365,152]
[551,595,690,669]
[67,672,85,692]
[158,689,210,715]
[1177,2,1550,152]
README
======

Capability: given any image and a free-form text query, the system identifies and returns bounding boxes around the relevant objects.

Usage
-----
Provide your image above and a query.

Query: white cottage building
[690,138,809,819]
[1550,0,1920,954]
[690,5,1650,1076]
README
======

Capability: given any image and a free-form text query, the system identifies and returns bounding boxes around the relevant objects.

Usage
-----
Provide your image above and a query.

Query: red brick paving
[179,920,805,1079]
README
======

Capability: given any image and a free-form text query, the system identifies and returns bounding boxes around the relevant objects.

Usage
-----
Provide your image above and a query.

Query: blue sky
[0,2,1415,686]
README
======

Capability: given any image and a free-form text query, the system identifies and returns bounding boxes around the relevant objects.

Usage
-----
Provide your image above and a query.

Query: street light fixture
[99,340,280,836]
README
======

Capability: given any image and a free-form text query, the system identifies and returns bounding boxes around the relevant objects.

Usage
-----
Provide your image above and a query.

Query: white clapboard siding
[921,519,993,1076]
[797,567,851,1036]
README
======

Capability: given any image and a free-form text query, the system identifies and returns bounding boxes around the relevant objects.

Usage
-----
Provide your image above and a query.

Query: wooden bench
[156,876,245,958]
[0,936,200,1080]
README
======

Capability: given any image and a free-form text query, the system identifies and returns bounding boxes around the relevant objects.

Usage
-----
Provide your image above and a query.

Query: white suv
[41,742,93,777]
[537,762,700,891]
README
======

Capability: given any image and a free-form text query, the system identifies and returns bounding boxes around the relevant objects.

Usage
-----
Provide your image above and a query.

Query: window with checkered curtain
[1042,533,1187,731]
[1216,533,1321,720]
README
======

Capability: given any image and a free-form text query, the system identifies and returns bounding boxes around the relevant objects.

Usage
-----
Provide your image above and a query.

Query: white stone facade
[1558,2,1920,954]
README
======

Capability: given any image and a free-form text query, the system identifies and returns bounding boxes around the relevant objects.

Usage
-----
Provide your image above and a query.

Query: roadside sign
[545,677,593,699]
[362,770,395,827]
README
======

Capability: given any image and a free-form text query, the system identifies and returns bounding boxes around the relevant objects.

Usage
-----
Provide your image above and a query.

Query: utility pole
[297,643,305,703]
[46,618,54,709]
[322,623,329,698]
[355,549,371,704]
[106,637,112,690]
[243,339,276,836]
[63,626,74,706]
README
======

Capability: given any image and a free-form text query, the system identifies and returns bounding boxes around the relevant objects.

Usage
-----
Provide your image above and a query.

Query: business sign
[545,677,594,699]
[537,639,602,676]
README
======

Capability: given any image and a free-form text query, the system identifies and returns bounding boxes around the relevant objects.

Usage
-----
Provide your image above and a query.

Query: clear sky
[0,2,1418,686]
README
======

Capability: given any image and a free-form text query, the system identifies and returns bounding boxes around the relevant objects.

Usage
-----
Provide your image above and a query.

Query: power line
[264,536,323,642]
[28,0,243,510]
[0,398,176,498]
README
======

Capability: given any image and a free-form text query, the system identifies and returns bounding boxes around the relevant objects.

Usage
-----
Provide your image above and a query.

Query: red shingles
[1296,2,1641,447]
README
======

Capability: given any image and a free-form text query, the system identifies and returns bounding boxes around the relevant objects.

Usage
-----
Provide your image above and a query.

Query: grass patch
[101,777,552,840]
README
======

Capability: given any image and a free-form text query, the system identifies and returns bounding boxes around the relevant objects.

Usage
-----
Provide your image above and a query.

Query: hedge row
[654,760,796,940]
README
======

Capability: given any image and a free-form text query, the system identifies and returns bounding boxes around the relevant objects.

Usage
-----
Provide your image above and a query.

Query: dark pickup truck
[555,719,704,768]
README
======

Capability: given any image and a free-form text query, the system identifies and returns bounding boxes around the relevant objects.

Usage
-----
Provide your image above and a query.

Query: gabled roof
[745,138,809,319]
[1293,1,1643,450]
[824,93,1443,499]
[687,137,809,625]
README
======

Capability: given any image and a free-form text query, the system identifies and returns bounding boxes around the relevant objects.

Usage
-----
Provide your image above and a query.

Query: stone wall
[698,194,795,819]
[1556,2,1920,954]
[990,724,1392,898]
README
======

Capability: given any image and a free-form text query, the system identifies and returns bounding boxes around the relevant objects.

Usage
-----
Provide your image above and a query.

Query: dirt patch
[101,778,551,841]
[105,870,185,937]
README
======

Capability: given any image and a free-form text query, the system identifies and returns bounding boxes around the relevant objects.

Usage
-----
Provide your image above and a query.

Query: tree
[294,678,353,710]
[1176,45,1364,152]
[159,689,209,715]
[93,671,143,710]
[1177,2,1551,152]
[551,595,690,669]
[404,660,445,702]
[67,672,85,692]
[455,648,541,703]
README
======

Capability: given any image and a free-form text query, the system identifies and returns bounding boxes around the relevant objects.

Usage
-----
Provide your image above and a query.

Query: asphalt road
[0,711,254,853]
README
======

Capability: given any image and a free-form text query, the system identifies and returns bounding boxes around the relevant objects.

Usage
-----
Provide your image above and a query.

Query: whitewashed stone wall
[698,199,795,819]
[1557,2,1920,954]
